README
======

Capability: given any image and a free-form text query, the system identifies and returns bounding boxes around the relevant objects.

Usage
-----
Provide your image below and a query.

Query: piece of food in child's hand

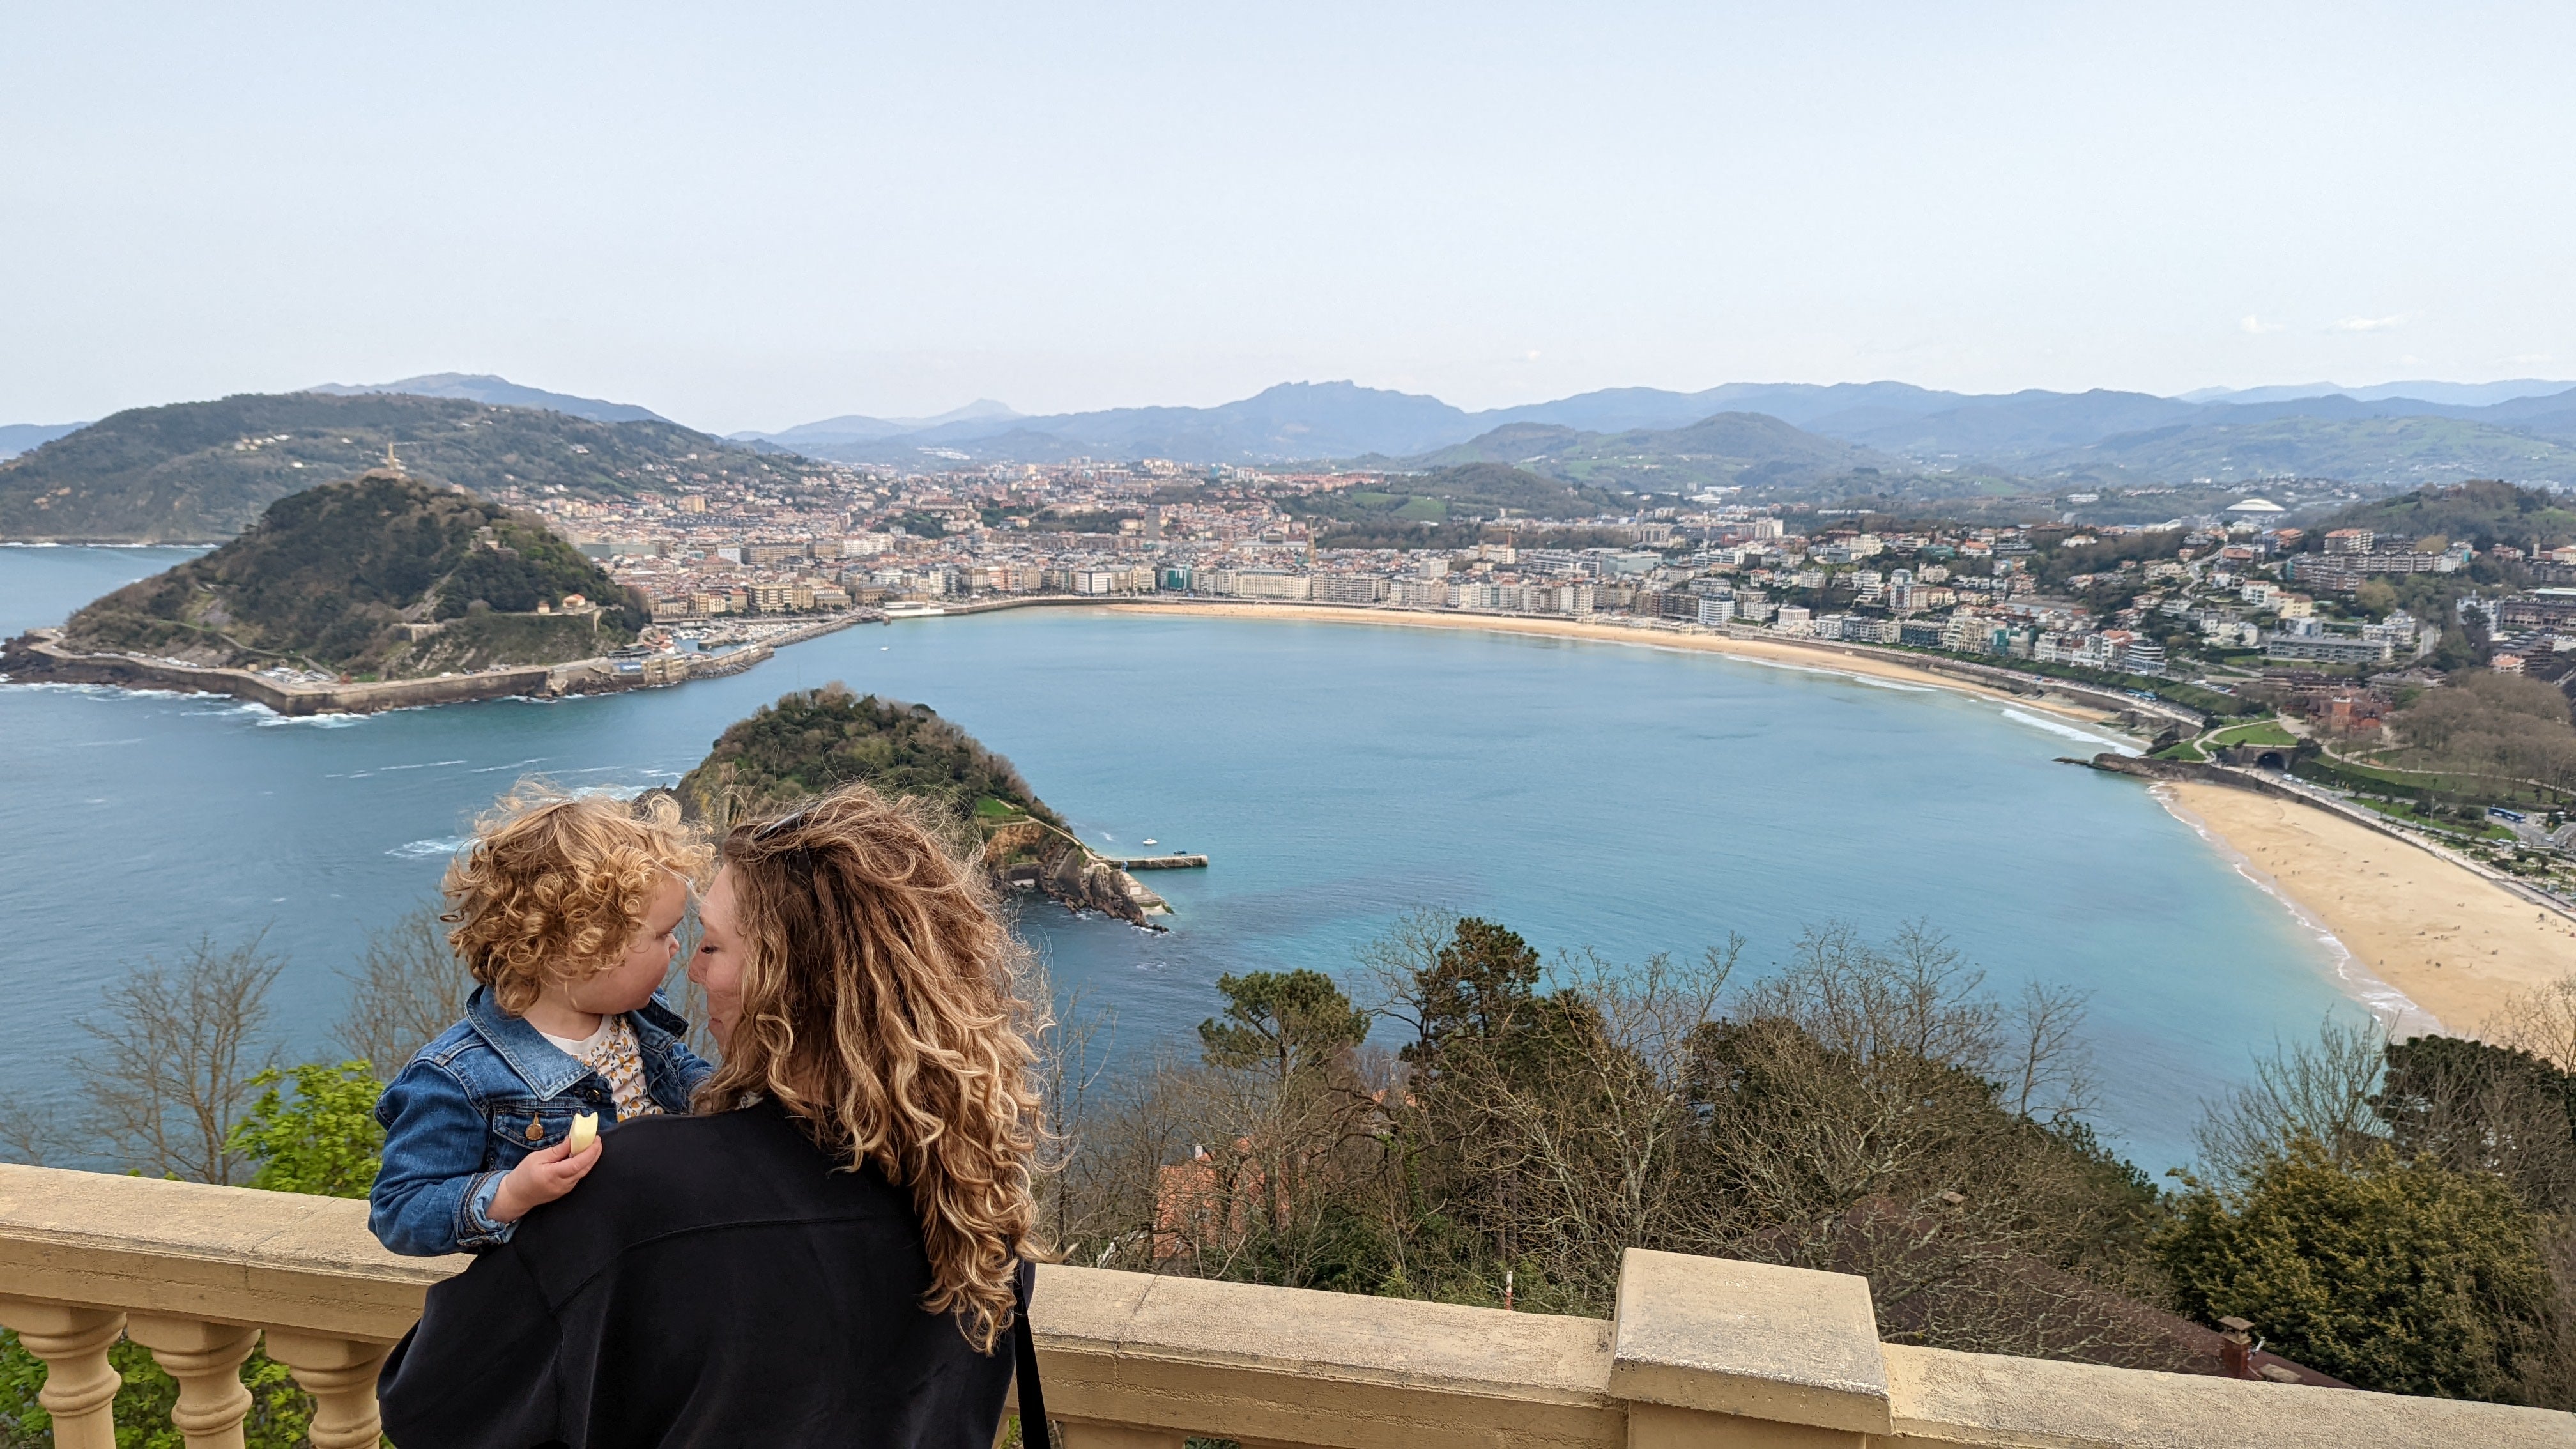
[567,1112,599,1156]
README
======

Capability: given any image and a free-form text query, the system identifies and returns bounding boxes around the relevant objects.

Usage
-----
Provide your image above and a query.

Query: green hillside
[57,470,646,677]
[673,686,1064,832]
[1411,412,1893,494]
[1282,463,1625,546]
[2318,479,2576,552]
[0,391,805,542]
[2029,415,2576,489]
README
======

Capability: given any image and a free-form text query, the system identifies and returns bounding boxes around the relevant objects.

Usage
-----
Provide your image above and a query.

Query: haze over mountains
[718,376,2576,491]
[307,373,670,425]
[11,373,2576,536]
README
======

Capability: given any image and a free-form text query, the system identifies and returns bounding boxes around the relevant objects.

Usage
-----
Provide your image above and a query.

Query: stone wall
[1,1166,2567,1448]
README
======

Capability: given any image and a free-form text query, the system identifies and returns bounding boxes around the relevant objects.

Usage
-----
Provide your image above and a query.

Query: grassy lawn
[2350,795,2518,839]
[2210,719,2297,748]
[972,796,1023,820]
[2154,739,2208,762]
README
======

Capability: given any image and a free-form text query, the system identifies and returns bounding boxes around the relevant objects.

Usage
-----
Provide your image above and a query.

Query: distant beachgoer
[369,786,716,1257]
[379,784,1046,1449]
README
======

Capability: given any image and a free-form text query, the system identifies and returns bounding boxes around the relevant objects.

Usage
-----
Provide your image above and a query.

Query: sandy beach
[1107,601,2131,727]
[2158,781,2576,1038]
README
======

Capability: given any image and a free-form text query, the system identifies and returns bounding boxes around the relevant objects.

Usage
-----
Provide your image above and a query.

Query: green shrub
[2157,1140,2552,1400]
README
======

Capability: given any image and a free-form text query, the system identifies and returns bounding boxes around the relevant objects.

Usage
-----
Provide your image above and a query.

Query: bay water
[0,546,2366,1172]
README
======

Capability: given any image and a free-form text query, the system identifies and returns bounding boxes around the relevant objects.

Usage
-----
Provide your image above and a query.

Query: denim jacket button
[523,1119,544,1141]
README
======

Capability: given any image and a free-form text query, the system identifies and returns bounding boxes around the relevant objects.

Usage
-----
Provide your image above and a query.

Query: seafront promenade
[3,586,2180,729]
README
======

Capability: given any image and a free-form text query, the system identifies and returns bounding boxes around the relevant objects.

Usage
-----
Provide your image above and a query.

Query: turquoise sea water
[0,547,2366,1172]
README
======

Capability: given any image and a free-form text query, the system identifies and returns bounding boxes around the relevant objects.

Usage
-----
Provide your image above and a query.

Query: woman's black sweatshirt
[378,1098,1018,1449]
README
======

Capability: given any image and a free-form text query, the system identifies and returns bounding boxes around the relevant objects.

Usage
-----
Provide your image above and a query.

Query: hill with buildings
[0,391,801,542]
[47,470,646,677]
[2316,480,2576,553]
[2023,415,2576,491]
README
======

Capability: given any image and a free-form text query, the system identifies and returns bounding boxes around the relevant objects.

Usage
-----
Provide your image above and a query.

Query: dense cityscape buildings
[492,459,2576,703]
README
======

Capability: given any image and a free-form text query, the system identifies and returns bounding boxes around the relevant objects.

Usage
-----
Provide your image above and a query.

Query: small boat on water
[1142,838,1158,846]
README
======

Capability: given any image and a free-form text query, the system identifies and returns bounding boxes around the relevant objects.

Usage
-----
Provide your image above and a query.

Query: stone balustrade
[3,1163,2570,1448]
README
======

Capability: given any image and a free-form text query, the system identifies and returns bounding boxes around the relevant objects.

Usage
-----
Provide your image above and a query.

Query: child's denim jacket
[369,985,714,1256]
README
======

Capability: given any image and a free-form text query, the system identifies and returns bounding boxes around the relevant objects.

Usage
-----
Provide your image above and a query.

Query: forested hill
[1280,463,1628,548]
[674,686,1065,832]
[1405,411,1897,497]
[0,391,803,542]
[2316,479,2576,552]
[56,470,647,678]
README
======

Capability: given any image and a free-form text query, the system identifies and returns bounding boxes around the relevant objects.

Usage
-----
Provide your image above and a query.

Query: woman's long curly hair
[694,783,1043,1352]
[443,785,712,1016]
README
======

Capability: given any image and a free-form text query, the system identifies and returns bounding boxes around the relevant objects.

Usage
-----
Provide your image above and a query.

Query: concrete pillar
[125,1315,259,1449]
[1607,1250,1895,1445]
[262,1330,391,1449]
[0,1298,125,1449]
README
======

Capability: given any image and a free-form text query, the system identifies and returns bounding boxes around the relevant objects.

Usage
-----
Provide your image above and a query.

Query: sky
[4,3,2573,434]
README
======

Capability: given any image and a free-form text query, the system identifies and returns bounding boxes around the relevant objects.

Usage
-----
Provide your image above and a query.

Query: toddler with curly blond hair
[369,786,716,1256]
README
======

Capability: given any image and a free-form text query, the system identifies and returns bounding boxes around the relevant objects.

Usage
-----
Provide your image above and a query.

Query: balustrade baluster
[0,1298,126,1449]
[260,1330,392,1449]
[125,1315,258,1449]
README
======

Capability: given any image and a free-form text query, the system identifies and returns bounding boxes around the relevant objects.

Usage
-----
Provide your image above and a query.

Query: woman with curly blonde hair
[381,783,1048,1449]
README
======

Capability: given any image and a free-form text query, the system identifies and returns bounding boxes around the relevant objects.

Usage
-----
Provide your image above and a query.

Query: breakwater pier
[1100,853,1209,869]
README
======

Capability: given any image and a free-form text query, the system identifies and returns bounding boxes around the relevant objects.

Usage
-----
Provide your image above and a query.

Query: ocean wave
[0,680,188,701]
[255,711,371,728]
[1726,654,1943,696]
[387,836,473,859]
[1999,707,2139,756]
[330,759,468,778]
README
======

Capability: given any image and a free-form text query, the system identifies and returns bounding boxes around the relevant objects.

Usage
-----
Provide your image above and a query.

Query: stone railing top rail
[3,1164,2572,1448]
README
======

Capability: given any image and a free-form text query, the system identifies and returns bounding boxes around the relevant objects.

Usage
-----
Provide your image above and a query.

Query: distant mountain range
[0,422,86,461]
[308,373,670,425]
[2179,379,2576,407]
[736,400,1022,448]
[721,376,2576,491]
[10,372,2576,542]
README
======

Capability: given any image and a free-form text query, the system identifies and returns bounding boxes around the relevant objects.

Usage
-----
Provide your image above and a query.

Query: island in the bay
[670,683,1177,928]
[0,466,809,712]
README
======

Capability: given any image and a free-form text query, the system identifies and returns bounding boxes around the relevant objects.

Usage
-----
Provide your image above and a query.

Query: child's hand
[488,1135,602,1224]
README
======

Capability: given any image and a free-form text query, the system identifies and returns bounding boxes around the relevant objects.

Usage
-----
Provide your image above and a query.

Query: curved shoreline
[1084,600,2570,1038]
[2152,780,2575,1040]
[1091,599,2142,730]
[2148,784,2444,1038]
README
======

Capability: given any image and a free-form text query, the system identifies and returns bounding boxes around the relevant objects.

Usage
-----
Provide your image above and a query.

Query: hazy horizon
[7,4,2573,434]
